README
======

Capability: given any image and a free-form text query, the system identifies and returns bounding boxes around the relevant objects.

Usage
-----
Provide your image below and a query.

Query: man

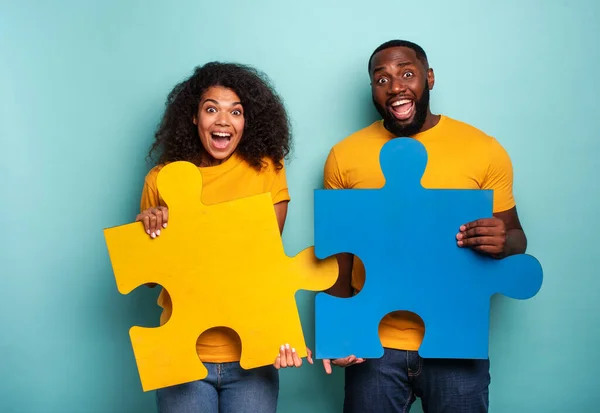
[321,39,528,413]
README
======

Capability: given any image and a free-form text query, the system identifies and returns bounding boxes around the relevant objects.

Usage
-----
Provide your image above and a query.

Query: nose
[215,111,230,126]
[389,78,406,95]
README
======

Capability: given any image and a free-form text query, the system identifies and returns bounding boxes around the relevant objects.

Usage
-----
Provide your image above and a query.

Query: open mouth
[210,132,232,150]
[389,99,414,121]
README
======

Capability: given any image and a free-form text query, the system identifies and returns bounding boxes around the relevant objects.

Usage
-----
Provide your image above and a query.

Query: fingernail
[280,345,285,350]
[156,230,161,236]
[151,232,156,238]
[285,343,290,349]
[163,223,168,228]
[146,230,150,234]
[292,348,296,352]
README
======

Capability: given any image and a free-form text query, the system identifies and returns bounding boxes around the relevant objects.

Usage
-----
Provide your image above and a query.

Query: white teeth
[392,99,412,107]
[212,132,231,137]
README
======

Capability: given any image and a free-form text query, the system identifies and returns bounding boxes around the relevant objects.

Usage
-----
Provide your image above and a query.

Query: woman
[136,61,310,413]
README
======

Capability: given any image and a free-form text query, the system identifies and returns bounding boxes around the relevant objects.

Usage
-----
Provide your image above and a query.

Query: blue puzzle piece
[314,138,543,360]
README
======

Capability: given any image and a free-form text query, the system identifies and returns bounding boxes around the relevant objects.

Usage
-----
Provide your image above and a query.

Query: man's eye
[377,78,388,84]
[404,71,414,78]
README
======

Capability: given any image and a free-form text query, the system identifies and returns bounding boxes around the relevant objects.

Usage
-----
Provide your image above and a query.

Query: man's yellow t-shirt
[323,115,516,351]
[139,153,290,363]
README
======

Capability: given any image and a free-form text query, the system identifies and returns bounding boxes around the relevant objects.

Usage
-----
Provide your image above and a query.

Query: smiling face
[370,46,435,137]
[193,86,245,165]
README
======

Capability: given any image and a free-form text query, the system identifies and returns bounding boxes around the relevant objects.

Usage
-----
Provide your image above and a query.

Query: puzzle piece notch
[315,252,543,360]
[314,137,543,360]
[104,161,338,391]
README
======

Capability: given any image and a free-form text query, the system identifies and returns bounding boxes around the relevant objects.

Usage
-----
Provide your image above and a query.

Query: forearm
[501,228,527,258]
[326,253,354,298]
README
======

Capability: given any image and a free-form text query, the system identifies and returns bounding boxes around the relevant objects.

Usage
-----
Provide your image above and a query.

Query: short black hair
[368,40,428,73]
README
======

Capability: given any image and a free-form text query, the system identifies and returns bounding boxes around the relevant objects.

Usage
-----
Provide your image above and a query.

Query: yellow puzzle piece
[103,161,338,392]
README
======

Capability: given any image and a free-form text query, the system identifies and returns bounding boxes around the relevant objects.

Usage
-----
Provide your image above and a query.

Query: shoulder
[143,160,190,179]
[442,116,510,159]
[326,120,389,169]
[330,120,386,154]
[240,157,288,191]
[143,164,166,186]
[442,116,494,141]
[256,156,287,177]
[255,157,290,202]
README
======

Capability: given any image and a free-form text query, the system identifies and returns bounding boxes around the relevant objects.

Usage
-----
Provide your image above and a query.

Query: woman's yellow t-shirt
[139,153,290,363]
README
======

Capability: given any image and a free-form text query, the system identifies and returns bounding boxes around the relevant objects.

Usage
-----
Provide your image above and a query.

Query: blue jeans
[344,348,490,413]
[156,362,279,413]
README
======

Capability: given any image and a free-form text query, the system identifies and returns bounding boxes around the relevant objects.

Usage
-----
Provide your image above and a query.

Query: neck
[418,110,441,134]
[199,153,230,167]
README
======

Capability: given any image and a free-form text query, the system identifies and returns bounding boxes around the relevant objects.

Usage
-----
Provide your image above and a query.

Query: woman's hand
[136,206,169,238]
[274,345,313,369]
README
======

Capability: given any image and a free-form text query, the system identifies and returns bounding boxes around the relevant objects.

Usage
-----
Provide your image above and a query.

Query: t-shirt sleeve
[139,170,161,212]
[323,148,346,189]
[270,164,290,204]
[482,138,516,213]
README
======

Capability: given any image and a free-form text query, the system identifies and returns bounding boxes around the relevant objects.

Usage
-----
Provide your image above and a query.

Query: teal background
[1,1,598,412]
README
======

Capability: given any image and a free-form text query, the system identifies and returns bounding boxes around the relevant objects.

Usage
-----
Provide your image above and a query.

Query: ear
[192,114,198,125]
[427,68,435,90]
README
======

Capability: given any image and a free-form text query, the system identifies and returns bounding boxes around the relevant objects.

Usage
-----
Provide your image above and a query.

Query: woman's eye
[206,107,217,113]
[232,109,242,116]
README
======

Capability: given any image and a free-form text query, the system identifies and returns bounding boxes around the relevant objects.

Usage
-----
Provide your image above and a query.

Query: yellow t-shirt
[323,115,515,351]
[140,153,290,363]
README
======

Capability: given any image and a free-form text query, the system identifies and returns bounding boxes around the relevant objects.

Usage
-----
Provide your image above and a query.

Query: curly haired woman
[135,62,310,413]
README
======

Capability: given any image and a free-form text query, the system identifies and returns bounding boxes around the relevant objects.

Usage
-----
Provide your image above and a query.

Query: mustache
[373,84,430,137]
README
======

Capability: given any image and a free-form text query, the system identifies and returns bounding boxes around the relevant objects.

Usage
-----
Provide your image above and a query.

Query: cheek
[197,117,213,137]
[374,89,387,105]
[234,118,245,136]
[410,81,425,98]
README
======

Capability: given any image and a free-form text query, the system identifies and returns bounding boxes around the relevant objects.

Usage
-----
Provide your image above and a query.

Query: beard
[373,81,430,138]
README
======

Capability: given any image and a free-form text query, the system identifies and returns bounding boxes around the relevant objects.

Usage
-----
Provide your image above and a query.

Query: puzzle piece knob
[379,138,428,191]
[156,161,204,210]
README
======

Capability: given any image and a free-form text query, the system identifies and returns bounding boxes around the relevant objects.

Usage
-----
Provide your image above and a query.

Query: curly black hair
[148,62,292,171]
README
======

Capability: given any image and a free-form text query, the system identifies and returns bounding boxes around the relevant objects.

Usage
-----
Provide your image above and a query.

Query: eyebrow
[202,98,242,106]
[372,61,413,74]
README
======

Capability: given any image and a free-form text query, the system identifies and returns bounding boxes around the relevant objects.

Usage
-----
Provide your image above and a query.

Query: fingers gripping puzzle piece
[314,138,543,360]
[104,162,338,391]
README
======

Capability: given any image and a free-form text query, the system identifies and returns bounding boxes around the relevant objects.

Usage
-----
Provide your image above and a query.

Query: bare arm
[273,201,288,235]
[493,206,527,257]
[326,253,354,298]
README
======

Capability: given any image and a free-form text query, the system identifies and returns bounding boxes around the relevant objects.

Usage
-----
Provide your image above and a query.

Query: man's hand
[456,217,507,258]
[322,355,365,374]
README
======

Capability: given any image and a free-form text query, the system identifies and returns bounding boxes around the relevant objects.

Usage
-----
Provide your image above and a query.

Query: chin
[209,150,234,160]
[394,119,415,129]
